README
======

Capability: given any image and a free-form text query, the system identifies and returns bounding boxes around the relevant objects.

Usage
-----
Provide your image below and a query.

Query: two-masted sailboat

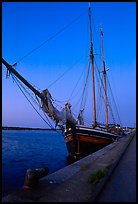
[2,3,125,162]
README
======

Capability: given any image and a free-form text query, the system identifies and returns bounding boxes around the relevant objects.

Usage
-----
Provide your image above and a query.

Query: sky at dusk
[2,2,136,128]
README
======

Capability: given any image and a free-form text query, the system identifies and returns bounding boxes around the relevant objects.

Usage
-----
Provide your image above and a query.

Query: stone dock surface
[96,130,136,202]
[2,131,136,202]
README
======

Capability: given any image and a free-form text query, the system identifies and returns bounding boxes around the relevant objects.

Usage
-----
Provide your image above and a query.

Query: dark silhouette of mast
[88,3,97,127]
[2,58,43,100]
[100,25,108,128]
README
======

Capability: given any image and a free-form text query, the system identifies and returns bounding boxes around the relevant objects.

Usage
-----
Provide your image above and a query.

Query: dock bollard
[23,167,49,188]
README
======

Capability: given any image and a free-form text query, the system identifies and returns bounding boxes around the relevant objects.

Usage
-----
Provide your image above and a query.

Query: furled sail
[41,89,76,126]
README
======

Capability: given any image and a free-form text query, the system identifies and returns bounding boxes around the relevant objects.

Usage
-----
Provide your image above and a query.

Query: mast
[100,25,108,128]
[88,3,97,127]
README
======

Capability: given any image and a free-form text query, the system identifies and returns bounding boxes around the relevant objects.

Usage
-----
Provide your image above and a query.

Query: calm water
[2,130,68,196]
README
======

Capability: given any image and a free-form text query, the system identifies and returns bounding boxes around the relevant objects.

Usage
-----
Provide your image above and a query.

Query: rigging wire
[94,57,115,125]
[96,74,104,122]
[107,75,122,126]
[94,58,105,121]
[5,13,121,129]
[13,13,85,66]
[47,53,89,89]
[72,108,91,126]
[94,56,121,125]
[11,74,57,130]
[46,53,90,112]
[67,61,88,102]
[48,55,89,121]
[79,60,91,112]
[70,60,91,125]
[95,66,114,124]
[107,96,116,124]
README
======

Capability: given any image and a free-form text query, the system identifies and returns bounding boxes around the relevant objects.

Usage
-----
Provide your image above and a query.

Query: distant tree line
[2,126,58,131]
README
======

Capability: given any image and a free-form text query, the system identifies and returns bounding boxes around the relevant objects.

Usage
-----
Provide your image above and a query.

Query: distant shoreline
[2,126,61,131]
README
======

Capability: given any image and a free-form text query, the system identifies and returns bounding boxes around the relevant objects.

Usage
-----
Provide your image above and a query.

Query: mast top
[100,24,103,36]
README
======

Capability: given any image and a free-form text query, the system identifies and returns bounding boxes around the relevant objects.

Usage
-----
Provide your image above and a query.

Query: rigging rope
[67,63,87,102]
[13,13,84,66]
[107,75,122,126]
[11,74,56,130]
[51,55,90,122]
[79,60,91,112]
[94,57,116,125]
[94,57,121,125]
[47,53,88,89]
[94,58,105,122]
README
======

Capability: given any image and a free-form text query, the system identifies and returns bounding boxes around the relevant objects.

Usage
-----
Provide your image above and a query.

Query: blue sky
[2,2,136,128]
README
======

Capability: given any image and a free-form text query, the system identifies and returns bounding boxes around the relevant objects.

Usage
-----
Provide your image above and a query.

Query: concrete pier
[2,131,136,202]
[95,131,136,202]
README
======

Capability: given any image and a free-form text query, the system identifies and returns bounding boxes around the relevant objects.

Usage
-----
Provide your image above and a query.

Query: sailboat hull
[64,125,121,162]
